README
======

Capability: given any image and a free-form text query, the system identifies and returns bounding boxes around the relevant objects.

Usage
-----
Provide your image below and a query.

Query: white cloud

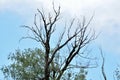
[0,0,102,16]
[0,0,120,54]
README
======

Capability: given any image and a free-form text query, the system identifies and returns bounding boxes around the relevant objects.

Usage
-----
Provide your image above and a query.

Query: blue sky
[0,0,120,80]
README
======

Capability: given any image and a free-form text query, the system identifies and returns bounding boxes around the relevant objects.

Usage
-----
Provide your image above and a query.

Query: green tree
[1,48,45,80]
[1,48,88,80]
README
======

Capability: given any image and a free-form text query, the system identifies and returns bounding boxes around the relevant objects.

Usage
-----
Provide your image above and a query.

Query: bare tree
[20,4,96,80]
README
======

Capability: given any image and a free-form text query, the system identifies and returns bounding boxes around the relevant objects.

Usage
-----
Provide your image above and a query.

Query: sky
[0,0,120,80]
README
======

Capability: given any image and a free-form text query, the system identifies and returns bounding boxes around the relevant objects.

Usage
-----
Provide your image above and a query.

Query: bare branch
[19,36,40,42]
[69,63,98,69]
[100,48,107,80]
[37,9,47,32]
[67,18,75,38]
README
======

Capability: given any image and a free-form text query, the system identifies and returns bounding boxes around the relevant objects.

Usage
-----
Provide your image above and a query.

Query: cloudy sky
[0,0,120,80]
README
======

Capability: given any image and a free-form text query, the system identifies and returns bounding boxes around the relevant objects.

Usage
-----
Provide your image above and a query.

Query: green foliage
[60,68,87,80]
[1,48,88,80]
[115,67,120,80]
[1,48,45,80]
[74,68,87,80]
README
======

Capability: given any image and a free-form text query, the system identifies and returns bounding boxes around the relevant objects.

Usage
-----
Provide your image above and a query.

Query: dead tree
[21,4,96,80]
